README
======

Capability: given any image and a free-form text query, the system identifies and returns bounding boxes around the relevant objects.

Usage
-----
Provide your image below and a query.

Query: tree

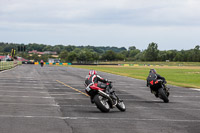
[92,52,99,63]
[129,49,140,58]
[40,54,51,62]
[101,50,117,61]
[42,45,53,51]
[77,51,87,63]
[67,52,77,63]
[193,45,200,62]
[128,46,136,51]
[59,50,68,62]
[134,52,145,61]
[144,42,159,61]
[30,54,40,62]
[53,46,61,54]
[158,51,167,61]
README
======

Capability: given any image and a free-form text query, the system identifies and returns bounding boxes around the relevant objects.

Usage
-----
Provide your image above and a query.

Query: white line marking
[0,115,199,122]
[0,102,59,106]
[62,117,200,122]
[0,86,68,90]
[0,95,53,99]
[139,87,149,89]
[57,104,200,111]
[50,93,82,96]
[0,83,59,86]
[0,95,88,100]
[0,90,81,95]
[190,88,200,91]
[0,67,16,73]
[59,105,95,107]
[0,115,61,119]
[133,106,200,111]
[0,102,199,111]
[172,95,200,98]
[1,86,45,89]
[0,90,47,93]
[55,98,88,100]
[0,83,38,85]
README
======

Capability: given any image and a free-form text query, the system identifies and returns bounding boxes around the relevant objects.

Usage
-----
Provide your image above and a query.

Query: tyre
[94,94,110,112]
[116,100,126,112]
[158,88,169,103]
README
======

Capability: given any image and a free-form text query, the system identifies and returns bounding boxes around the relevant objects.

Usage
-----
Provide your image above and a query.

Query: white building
[48,58,60,63]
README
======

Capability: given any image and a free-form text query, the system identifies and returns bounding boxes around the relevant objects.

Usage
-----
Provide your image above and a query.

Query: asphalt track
[0,65,200,133]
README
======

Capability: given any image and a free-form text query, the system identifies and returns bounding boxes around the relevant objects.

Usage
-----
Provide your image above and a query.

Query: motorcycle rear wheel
[94,94,110,113]
[158,88,169,103]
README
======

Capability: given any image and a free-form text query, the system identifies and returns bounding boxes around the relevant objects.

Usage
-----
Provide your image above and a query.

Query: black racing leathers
[147,72,166,87]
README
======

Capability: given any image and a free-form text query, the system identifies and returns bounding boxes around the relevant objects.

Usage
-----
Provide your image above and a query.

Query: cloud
[0,0,200,50]
[1,0,200,26]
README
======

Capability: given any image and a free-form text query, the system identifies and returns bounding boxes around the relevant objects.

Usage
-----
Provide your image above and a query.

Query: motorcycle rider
[146,69,168,97]
[85,70,108,103]
[40,60,44,67]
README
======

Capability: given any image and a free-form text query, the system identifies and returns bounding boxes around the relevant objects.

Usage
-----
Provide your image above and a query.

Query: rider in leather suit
[85,70,108,89]
[147,69,168,97]
[85,70,108,103]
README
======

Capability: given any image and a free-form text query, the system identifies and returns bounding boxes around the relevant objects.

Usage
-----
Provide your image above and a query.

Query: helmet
[150,69,156,74]
[89,70,97,75]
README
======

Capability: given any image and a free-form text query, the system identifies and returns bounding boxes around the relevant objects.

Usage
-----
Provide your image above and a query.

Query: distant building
[43,51,57,55]
[28,50,44,55]
[16,57,29,62]
[0,56,6,61]
[28,50,57,55]
[48,58,60,63]
[0,55,12,61]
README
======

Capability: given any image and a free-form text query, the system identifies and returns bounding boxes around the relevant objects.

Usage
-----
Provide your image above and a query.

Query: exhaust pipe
[98,90,114,106]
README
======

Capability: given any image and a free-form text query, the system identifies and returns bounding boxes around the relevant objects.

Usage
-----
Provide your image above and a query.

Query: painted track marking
[56,80,89,97]
[0,115,199,123]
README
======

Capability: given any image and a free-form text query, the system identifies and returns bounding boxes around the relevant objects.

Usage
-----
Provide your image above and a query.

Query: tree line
[0,42,200,63]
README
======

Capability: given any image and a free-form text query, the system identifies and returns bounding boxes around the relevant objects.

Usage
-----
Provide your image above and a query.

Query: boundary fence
[34,62,71,66]
[0,61,22,71]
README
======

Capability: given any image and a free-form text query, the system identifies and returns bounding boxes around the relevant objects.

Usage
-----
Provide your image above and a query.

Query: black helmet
[150,69,156,74]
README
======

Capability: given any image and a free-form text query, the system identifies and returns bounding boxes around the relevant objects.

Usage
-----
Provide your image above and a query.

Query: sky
[0,0,200,50]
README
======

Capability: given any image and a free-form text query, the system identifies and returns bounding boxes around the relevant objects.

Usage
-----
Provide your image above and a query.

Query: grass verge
[71,65,200,89]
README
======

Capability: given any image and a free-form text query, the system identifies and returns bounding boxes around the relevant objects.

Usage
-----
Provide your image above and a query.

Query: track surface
[0,65,200,133]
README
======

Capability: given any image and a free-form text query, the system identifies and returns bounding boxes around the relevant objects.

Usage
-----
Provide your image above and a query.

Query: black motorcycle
[40,62,44,67]
[85,81,126,113]
[149,79,170,103]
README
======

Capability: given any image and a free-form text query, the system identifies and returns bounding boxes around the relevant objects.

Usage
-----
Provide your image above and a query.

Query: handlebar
[108,81,112,83]
[156,79,167,84]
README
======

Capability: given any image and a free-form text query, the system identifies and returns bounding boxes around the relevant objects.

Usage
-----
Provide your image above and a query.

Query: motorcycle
[149,79,170,103]
[85,81,126,113]
[40,62,44,67]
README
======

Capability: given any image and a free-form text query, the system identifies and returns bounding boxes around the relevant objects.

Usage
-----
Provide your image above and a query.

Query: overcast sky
[0,0,200,50]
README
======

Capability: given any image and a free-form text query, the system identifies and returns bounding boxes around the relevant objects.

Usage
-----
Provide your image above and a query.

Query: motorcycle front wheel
[116,100,126,112]
[94,94,110,113]
[158,88,169,103]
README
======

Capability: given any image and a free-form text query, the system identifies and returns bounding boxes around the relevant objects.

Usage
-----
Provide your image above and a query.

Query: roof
[16,57,29,61]
[0,56,6,59]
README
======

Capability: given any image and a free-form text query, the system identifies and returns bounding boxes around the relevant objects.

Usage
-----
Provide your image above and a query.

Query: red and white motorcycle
[85,81,126,113]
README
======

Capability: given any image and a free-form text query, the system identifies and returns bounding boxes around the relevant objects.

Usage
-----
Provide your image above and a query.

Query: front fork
[163,84,170,95]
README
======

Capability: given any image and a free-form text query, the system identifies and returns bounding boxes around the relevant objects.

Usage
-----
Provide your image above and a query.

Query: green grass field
[0,61,22,71]
[71,65,200,89]
[99,61,200,67]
